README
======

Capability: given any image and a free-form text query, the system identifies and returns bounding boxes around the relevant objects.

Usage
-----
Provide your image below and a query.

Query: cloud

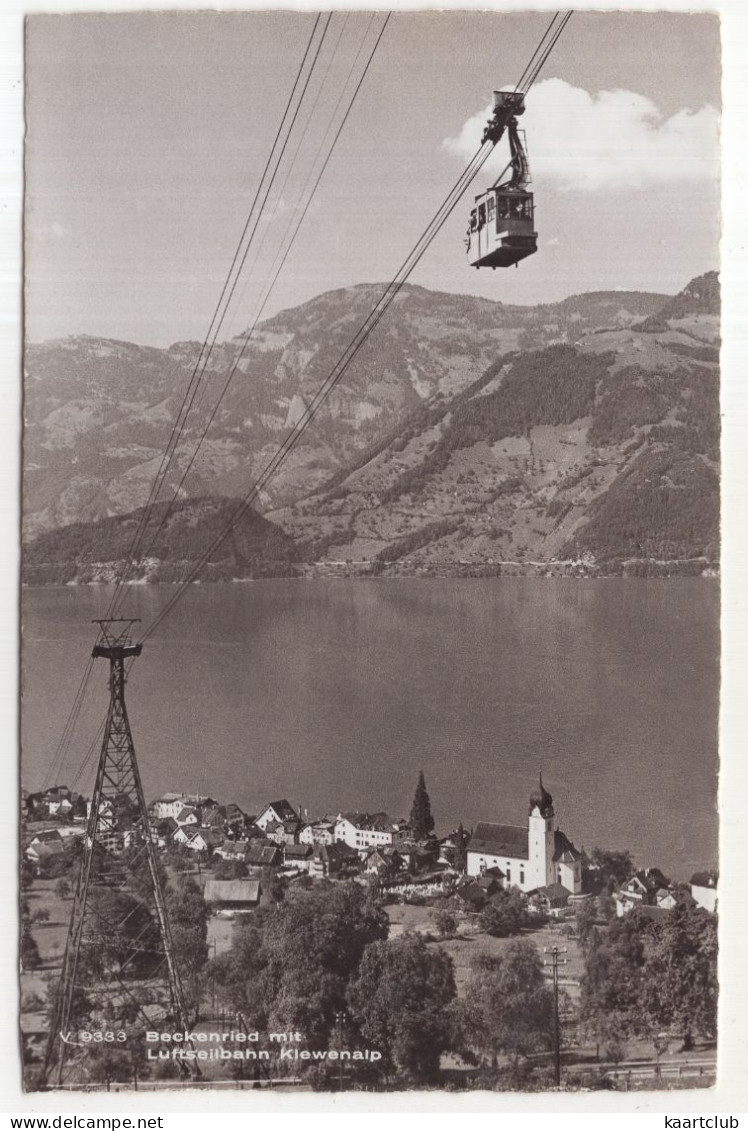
[443,79,719,192]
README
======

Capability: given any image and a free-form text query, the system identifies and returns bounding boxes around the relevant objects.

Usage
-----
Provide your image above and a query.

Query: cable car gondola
[466,90,537,270]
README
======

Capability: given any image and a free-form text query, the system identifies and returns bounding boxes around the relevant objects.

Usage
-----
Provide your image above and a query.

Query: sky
[25,10,721,346]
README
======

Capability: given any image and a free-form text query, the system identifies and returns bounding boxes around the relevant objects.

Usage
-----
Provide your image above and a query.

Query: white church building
[466,776,583,895]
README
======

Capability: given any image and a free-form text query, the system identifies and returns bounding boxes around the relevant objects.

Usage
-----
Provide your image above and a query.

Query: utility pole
[43,620,197,1087]
[335,1010,348,1092]
[544,945,568,1088]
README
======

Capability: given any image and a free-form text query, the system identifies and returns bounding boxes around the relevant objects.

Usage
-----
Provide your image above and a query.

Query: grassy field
[385,901,583,999]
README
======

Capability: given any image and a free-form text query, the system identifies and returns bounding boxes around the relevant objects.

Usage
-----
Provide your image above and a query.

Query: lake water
[21,579,719,880]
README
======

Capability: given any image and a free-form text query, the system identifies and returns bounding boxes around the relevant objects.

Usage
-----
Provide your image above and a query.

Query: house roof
[338,811,393,832]
[634,905,671,922]
[624,867,670,893]
[469,822,529,861]
[263,800,298,821]
[553,830,582,864]
[457,882,487,906]
[32,829,63,844]
[28,841,66,858]
[284,843,312,859]
[690,871,718,889]
[204,880,261,904]
[476,871,503,889]
[247,845,281,866]
[534,882,570,903]
[176,806,198,823]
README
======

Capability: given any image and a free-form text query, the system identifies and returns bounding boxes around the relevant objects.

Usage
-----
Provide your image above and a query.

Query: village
[20,773,719,1090]
[22,775,718,925]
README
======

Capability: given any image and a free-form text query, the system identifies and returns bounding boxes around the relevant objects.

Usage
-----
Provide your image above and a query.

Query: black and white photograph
[17,5,727,1100]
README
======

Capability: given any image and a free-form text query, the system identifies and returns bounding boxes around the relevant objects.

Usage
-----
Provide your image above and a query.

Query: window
[487,197,496,221]
[520,869,525,885]
[470,210,477,232]
[506,867,511,883]
[497,196,511,221]
[478,203,486,227]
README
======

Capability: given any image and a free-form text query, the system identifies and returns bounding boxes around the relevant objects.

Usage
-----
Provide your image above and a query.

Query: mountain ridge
[22,273,719,579]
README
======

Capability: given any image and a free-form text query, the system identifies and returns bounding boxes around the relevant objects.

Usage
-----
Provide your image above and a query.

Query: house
[56,825,85,846]
[201,805,227,829]
[152,816,179,847]
[456,881,489,910]
[99,827,135,855]
[214,839,251,862]
[309,842,360,879]
[223,803,251,836]
[363,847,403,877]
[184,827,224,853]
[256,800,299,832]
[466,777,583,895]
[690,871,718,913]
[149,793,193,821]
[475,868,504,897]
[247,844,282,870]
[615,868,672,916]
[283,843,313,870]
[175,806,200,827]
[299,819,336,846]
[27,828,64,850]
[26,837,67,870]
[334,812,395,853]
[204,879,261,911]
[529,882,571,914]
[391,820,413,845]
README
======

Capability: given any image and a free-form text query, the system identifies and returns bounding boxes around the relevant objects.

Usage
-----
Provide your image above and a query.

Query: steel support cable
[523,12,573,91]
[210,10,369,364]
[131,14,392,572]
[44,16,330,788]
[513,11,561,92]
[105,14,331,613]
[55,9,571,789]
[228,12,388,344]
[137,1,574,645]
[131,12,366,554]
[41,655,97,789]
[137,145,493,642]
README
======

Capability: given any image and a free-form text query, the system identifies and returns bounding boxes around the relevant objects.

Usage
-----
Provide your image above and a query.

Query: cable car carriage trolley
[467,89,537,270]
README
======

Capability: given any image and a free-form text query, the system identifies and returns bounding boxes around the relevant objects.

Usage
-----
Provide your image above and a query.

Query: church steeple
[529,773,554,819]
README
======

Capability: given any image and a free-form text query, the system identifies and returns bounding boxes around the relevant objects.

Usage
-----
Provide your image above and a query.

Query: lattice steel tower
[43,620,194,1087]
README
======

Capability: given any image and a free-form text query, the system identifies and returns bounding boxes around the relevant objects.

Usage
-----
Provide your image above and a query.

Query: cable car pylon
[43,619,197,1088]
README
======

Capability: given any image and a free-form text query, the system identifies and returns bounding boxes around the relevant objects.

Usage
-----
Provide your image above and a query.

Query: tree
[434,909,457,938]
[639,904,718,1050]
[210,882,389,1046]
[579,910,648,1050]
[347,933,456,1083]
[409,770,435,842]
[55,878,72,900]
[166,877,209,1017]
[21,924,41,971]
[574,899,599,952]
[479,887,527,937]
[589,847,635,892]
[214,858,248,881]
[87,1027,151,1090]
[453,823,469,873]
[460,941,553,1073]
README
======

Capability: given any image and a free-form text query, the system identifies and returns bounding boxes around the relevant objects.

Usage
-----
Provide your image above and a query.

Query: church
[466,776,583,895]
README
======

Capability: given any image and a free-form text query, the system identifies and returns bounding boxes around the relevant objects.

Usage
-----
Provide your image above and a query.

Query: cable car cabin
[467,188,537,269]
